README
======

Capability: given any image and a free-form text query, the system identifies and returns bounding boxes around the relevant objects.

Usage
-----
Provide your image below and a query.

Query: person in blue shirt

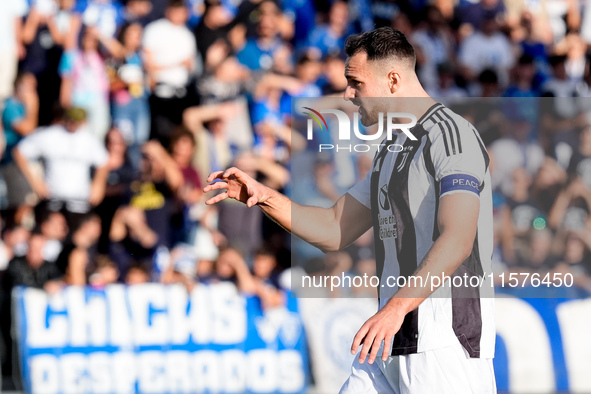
[79,0,125,38]
[504,54,539,98]
[97,22,150,168]
[305,0,351,59]
[0,72,38,210]
[236,0,286,71]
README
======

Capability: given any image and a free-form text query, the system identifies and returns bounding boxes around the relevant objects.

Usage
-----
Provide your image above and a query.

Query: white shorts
[339,340,496,394]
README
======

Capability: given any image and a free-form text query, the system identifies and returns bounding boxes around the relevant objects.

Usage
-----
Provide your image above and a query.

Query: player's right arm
[204,167,372,253]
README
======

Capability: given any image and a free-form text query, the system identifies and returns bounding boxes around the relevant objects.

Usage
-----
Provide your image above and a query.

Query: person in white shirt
[0,0,28,100]
[143,0,201,146]
[458,15,515,88]
[13,107,109,226]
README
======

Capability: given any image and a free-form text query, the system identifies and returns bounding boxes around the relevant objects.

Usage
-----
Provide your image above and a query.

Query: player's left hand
[351,302,406,364]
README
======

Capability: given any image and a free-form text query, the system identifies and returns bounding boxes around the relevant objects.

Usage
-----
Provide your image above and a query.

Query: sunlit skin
[343,51,433,126]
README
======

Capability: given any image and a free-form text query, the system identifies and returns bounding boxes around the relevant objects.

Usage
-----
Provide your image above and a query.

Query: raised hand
[203,167,270,207]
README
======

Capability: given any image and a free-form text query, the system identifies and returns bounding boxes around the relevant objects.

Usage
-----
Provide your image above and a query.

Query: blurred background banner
[13,284,591,393]
[13,283,308,394]
[494,293,591,393]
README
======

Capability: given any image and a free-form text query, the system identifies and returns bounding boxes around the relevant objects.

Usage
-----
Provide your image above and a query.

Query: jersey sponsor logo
[440,174,480,196]
[378,183,397,239]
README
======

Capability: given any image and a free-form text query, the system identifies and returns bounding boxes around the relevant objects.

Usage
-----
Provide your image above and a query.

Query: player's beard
[359,105,378,127]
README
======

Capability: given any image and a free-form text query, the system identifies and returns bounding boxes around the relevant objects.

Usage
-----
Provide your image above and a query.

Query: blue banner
[13,283,308,394]
[493,287,591,393]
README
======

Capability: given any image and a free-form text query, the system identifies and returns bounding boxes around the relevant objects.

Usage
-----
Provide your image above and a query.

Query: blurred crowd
[3,0,591,387]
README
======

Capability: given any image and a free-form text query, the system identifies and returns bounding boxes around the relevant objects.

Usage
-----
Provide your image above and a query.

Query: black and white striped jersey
[348,102,495,359]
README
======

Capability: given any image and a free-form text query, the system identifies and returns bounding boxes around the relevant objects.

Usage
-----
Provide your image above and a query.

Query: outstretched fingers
[203,181,228,193]
[222,167,249,181]
[206,170,225,183]
[205,192,229,205]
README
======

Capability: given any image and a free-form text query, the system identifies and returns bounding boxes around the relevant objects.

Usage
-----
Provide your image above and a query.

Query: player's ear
[388,71,401,94]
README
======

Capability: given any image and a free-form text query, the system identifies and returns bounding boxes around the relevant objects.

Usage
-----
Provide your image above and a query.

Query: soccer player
[204,27,495,393]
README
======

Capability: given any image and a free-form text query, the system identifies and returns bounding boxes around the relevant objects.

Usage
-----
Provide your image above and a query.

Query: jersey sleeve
[17,131,45,160]
[429,120,488,199]
[347,167,372,209]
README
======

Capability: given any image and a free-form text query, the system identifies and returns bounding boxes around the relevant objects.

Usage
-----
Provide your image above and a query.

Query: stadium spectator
[88,254,120,288]
[0,232,61,386]
[99,22,150,165]
[0,73,38,214]
[477,68,503,97]
[532,157,568,213]
[489,110,545,194]
[52,0,82,51]
[458,14,515,88]
[320,53,348,95]
[123,0,153,25]
[549,176,591,230]
[81,0,125,38]
[109,205,158,279]
[128,140,183,248]
[20,4,66,126]
[125,262,151,284]
[169,128,203,242]
[505,54,539,97]
[197,42,251,104]
[0,0,28,101]
[95,127,137,252]
[411,6,455,92]
[555,231,591,292]
[54,212,102,285]
[194,0,236,60]
[567,125,591,187]
[236,0,288,71]
[183,101,238,181]
[540,55,588,165]
[457,0,506,33]
[37,209,68,263]
[251,246,285,308]
[514,227,556,270]
[427,62,468,97]
[59,27,111,140]
[13,107,109,228]
[305,1,350,59]
[1,232,60,290]
[209,246,256,293]
[170,128,202,206]
[546,0,580,43]
[143,0,200,146]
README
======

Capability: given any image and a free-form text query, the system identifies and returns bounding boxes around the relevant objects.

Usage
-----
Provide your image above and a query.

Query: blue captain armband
[440,174,480,197]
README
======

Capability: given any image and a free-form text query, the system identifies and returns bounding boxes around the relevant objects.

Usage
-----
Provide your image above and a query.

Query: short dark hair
[344,27,416,68]
[167,0,186,9]
[254,245,275,259]
[170,126,196,149]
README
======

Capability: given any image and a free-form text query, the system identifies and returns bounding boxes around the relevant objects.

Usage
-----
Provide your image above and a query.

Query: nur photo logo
[302,107,419,152]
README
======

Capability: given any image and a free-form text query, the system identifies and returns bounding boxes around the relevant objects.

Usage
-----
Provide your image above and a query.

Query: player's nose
[344,86,355,101]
